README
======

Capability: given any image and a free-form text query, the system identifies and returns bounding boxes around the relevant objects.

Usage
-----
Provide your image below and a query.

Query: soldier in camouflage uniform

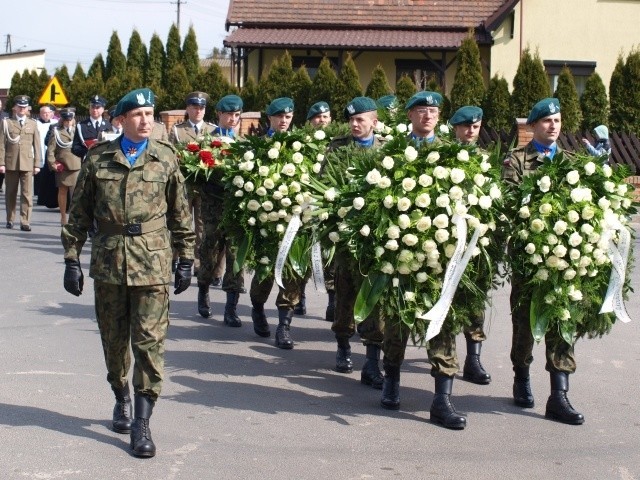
[61,88,196,457]
[502,97,584,425]
[328,97,387,387]
[197,94,245,325]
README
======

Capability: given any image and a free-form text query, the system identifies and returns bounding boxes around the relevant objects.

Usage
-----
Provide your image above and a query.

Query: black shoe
[275,309,294,349]
[335,340,353,373]
[251,303,271,337]
[197,282,211,318]
[430,376,466,430]
[361,345,383,389]
[130,395,156,458]
[20,224,31,231]
[6,222,13,229]
[223,291,241,327]
[462,339,491,385]
[513,367,534,408]
[545,372,584,425]
[212,277,222,287]
[112,385,132,434]
[380,365,400,410]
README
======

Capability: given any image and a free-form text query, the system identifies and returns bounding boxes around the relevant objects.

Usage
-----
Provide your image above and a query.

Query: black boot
[335,337,353,373]
[223,291,241,327]
[130,395,156,458]
[325,291,335,322]
[361,345,383,389]
[293,285,307,315]
[380,364,400,410]
[513,366,535,408]
[430,375,467,430]
[545,372,584,425]
[275,308,294,349]
[197,282,211,318]
[462,338,491,385]
[251,302,271,338]
[112,384,132,434]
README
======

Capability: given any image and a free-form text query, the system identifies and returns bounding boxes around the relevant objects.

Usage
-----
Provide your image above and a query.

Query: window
[544,60,596,97]
[395,59,443,90]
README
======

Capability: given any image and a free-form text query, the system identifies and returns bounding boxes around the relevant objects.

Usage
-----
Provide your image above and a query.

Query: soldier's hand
[64,259,84,296]
[174,258,194,294]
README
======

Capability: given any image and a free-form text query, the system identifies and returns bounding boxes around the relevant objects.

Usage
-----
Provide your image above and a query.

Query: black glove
[174,258,194,294]
[64,259,84,296]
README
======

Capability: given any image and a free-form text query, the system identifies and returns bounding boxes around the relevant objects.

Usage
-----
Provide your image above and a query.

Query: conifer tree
[126,30,148,80]
[164,24,182,86]
[424,75,450,121]
[291,65,313,126]
[482,74,512,132]
[309,57,338,115]
[449,32,485,112]
[161,63,191,111]
[623,47,640,135]
[35,68,50,106]
[258,51,296,106]
[240,76,260,112]
[105,31,127,81]
[608,54,626,132]
[395,74,417,108]
[182,25,200,80]
[334,53,363,120]
[68,63,87,114]
[193,61,232,120]
[365,64,392,100]
[511,47,550,118]
[580,72,608,131]
[55,65,72,93]
[6,71,25,109]
[87,54,106,83]
[146,33,165,86]
[554,66,582,133]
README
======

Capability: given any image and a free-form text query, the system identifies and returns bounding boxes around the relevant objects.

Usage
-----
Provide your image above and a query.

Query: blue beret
[113,88,155,117]
[266,97,294,116]
[59,107,75,120]
[527,98,561,124]
[344,96,377,117]
[405,91,443,110]
[307,101,330,120]
[377,95,397,109]
[450,106,483,126]
[14,95,30,107]
[185,91,209,106]
[215,94,243,112]
[89,95,107,107]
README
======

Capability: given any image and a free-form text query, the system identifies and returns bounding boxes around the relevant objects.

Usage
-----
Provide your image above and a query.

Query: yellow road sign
[38,76,69,106]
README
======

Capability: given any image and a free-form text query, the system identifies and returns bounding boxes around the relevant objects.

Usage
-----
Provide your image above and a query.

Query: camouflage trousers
[250,273,302,310]
[510,272,576,373]
[94,281,170,401]
[332,251,384,346]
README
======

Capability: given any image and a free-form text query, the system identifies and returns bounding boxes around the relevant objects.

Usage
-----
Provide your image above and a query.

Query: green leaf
[529,287,550,343]
[288,235,310,278]
[233,233,251,275]
[354,273,390,323]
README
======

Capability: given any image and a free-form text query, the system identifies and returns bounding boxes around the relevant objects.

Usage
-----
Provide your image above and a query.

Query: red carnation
[199,150,216,167]
[211,139,223,148]
[186,142,200,152]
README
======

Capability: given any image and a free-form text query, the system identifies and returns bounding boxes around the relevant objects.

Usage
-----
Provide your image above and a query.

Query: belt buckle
[124,223,142,236]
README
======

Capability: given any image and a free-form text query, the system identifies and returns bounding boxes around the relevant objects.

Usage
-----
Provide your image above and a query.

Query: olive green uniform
[61,138,195,400]
[502,141,576,374]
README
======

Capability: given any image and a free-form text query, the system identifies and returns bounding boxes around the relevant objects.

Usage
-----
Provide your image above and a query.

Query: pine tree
[146,33,165,86]
[126,30,148,80]
[365,64,392,100]
[395,74,417,109]
[511,47,550,118]
[240,76,260,112]
[309,57,338,114]
[580,72,609,131]
[35,68,50,106]
[161,63,191,111]
[334,53,363,121]
[87,54,106,83]
[68,63,87,113]
[609,54,626,132]
[258,51,296,106]
[424,75,450,121]
[292,65,313,126]
[105,31,127,82]
[6,71,25,110]
[164,24,182,87]
[193,61,232,120]
[449,32,485,112]
[482,74,512,132]
[182,25,200,80]
[623,47,640,135]
[554,66,582,133]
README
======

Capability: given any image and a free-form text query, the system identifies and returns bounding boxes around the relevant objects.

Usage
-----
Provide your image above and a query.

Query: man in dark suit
[72,95,111,160]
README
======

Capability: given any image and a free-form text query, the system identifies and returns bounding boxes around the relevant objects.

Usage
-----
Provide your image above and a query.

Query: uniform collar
[121,136,148,166]
[532,139,557,159]
[353,135,374,148]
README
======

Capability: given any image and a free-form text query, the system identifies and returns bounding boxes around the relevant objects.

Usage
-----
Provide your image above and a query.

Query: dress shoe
[430,376,466,430]
[20,224,31,231]
[131,395,156,458]
[361,345,383,389]
[545,372,584,425]
[112,385,133,434]
[6,222,13,229]
[513,366,534,408]
[462,339,491,385]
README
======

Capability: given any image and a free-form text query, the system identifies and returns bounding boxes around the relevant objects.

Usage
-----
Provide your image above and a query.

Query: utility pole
[170,0,186,32]
[5,34,12,53]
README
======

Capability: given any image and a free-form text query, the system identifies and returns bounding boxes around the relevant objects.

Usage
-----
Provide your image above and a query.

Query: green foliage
[449,32,485,112]
[164,24,182,88]
[55,65,72,93]
[395,74,417,109]
[334,53,363,121]
[193,61,232,120]
[240,76,260,112]
[511,47,550,118]
[365,64,392,100]
[554,66,582,133]
[309,57,338,116]
[580,72,609,131]
[87,54,106,83]
[182,25,200,80]
[126,30,148,80]
[292,65,313,127]
[624,47,640,135]
[68,64,87,113]
[608,54,626,132]
[482,74,512,131]
[146,33,165,86]
[424,75,451,120]
[104,31,127,81]
[35,68,50,106]
[104,68,142,107]
[258,51,296,110]
[6,71,25,110]
[160,63,191,111]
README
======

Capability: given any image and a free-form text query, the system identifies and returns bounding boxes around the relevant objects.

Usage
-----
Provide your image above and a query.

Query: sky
[1,0,231,73]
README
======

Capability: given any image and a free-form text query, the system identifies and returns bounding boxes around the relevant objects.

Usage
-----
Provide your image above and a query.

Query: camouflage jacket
[502,141,564,187]
[327,134,386,152]
[62,138,196,286]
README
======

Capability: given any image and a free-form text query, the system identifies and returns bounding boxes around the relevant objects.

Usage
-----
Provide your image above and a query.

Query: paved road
[0,196,638,480]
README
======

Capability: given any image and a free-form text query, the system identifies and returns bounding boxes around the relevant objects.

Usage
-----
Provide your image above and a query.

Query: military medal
[127,146,138,157]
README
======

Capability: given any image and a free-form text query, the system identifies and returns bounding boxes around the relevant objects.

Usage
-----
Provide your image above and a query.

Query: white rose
[567,210,580,223]
[553,220,567,235]
[353,197,365,210]
[454,203,468,216]
[366,168,382,185]
[338,222,348,232]
[258,212,268,223]
[313,163,322,174]
[416,272,428,283]
[560,309,571,321]
[450,168,466,184]
[530,218,545,233]
[478,196,492,210]
[552,245,567,257]
[444,243,456,258]
[489,185,502,199]
[402,233,419,246]
[433,213,449,229]
[518,206,530,219]
[243,151,255,161]
[261,200,274,212]
[546,233,558,245]
[426,151,440,164]
[467,216,481,229]
[328,231,340,243]
[580,224,594,236]
[473,173,486,187]
[398,250,414,263]
[314,130,326,141]
[415,193,431,208]
[479,237,490,247]
[290,141,302,152]
[518,230,529,240]
[418,174,434,187]
[402,177,417,192]
[385,239,399,251]
[602,164,612,177]
[525,243,536,254]
[404,146,418,162]
[272,191,283,201]
[382,156,395,170]
[392,277,400,287]
[234,190,244,198]
[603,181,615,193]
[416,216,432,232]
[359,225,371,236]
[440,124,450,134]
[397,197,412,211]
[546,255,560,268]
[324,188,337,201]
[422,239,437,252]
[233,175,245,188]
[568,287,583,302]
[467,193,479,206]
[380,262,395,274]
[480,161,491,172]
[387,225,400,239]
[291,152,304,164]
[247,217,256,226]
[259,256,270,264]
[457,149,470,161]
[247,200,261,211]
[436,194,450,208]
[584,162,596,175]
[397,263,412,275]
[396,123,408,134]
[383,195,395,208]
[563,269,577,281]
[568,232,583,247]
[377,177,392,188]
[289,181,301,193]
[582,205,595,220]
[267,148,279,159]
[281,163,296,177]
[566,170,580,185]
[579,256,592,267]
[539,203,552,215]
[280,197,292,207]
[398,214,411,229]
[617,183,628,196]
[275,224,285,233]
[535,268,549,281]
[569,248,581,261]
[530,254,543,265]
[537,175,551,193]
[375,246,385,258]
[433,166,449,179]
[243,181,254,192]
[255,187,267,198]
[337,206,350,218]
[434,229,450,243]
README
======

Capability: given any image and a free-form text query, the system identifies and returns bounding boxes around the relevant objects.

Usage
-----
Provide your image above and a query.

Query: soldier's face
[349,111,377,139]
[218,110,241,130]
[532,113,561,145]
[269,113,293,132]
[408,106,439,137]
[15,105,29,117]
[89,104,104,119]
[310,112,331,128]
[186,104,205,123]
[454,121,482,145]
[121,107,154,142]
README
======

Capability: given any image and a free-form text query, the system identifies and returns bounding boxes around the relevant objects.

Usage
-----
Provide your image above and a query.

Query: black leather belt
[97,218,166,236]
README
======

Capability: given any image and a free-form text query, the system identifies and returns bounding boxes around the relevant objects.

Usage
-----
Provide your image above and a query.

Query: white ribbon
[419,214,481,341]
[275,214,302,289]
[311,241,327,293]
[599,225,632,323]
